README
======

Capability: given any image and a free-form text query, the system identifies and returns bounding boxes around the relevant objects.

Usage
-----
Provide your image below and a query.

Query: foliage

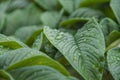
[0,0,120,80]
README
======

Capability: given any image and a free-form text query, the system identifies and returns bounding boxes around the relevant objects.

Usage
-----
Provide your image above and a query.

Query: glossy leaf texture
[0,48,69,76]
[44,18,105,80]
[107,48,120,80]
[9,65,78,80]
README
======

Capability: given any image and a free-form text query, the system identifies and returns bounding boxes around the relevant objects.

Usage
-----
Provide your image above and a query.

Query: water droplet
[73,54,77,61]
[78,53,81,56]
[87,29,91,31]
[117,57,120,61]
[55,32,64,40]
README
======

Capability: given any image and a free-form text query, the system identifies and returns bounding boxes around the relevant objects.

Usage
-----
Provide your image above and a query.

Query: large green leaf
[107,48,120,80]
[0,48,69,76]
[110,0,120,24]
[44,18,105,80]
[9,65,77,80]
[0,34,28,49]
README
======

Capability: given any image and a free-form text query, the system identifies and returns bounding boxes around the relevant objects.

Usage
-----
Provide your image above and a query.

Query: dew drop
[73,54,77,61]
[87,28,91,31]
[55,32,64,40]
[78,53,81,56]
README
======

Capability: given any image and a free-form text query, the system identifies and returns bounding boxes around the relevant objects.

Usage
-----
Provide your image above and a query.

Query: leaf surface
[0,48,69,76]
[9,65,77,80]
[44,18,105,80]
[107,48,120,80]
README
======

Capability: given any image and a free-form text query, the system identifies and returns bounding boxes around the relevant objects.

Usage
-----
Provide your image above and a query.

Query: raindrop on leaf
[55,32,64,40]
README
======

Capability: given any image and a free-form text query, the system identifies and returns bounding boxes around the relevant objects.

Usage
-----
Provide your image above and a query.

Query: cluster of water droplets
[110,55,120,63]
[55,32,64,40]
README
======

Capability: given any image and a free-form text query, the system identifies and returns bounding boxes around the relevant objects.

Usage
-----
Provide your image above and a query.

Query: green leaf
[0,48,70,76]
[107,48,120,80]
[9,65,77,80]
[106,39,120,51]
[25,28,43,47]
[0,45,11,55]
[32,32,43,50]
[14,26,41,42]
[110,0,120,24]
[0,2,9,32]
[79,0,109,7]
[100,18,119,38]
[0,13,6,32]
[44,18,105,80]
[58,0,81,14]
[70,7,104,19]
[106,30,120,47]
[0,70,14,80]
[6,0,30,12]
[3,3,42,35]
[40,11,63,28]
[0,1,9,14]
[60,18,88,27]
[0,0,8,3]
[34,0,58,10]
[0,34,28,49]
